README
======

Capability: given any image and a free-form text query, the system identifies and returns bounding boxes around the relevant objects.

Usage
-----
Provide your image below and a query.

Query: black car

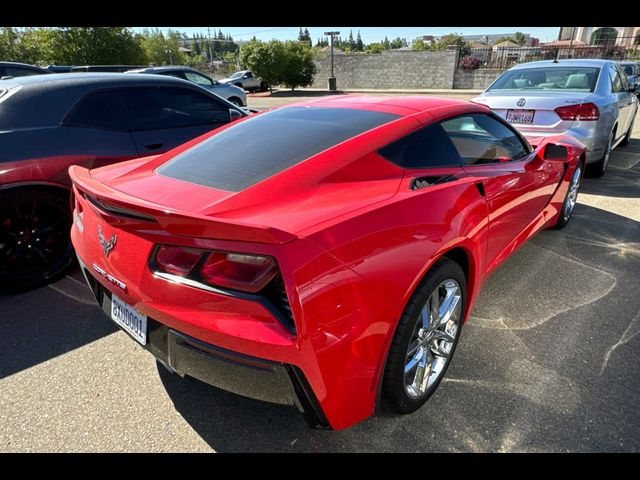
[0,61,50,78]
[0,73,247,288]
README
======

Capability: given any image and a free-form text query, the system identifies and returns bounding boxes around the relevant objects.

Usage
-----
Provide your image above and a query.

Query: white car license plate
[111,294,147,345]
[506,109,535,124]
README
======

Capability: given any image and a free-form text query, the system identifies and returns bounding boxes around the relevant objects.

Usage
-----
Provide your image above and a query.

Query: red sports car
[69,95,585,430]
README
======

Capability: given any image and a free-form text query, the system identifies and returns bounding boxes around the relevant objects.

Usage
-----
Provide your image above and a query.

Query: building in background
[559,27,640,47]
[414,33,540,48]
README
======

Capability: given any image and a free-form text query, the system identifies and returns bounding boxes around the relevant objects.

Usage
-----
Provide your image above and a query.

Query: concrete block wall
[453,68,503,90]
[310,49,460,90]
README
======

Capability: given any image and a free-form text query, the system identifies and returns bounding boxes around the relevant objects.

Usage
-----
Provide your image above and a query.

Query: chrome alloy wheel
[404,279,462,399]
[564,166,582,221]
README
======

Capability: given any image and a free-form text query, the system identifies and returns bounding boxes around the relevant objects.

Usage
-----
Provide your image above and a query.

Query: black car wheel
[590,128,615,178]
[227,97,243,107]
[0,189,74,289]
[620,117,635,147]
[381,257,465,414]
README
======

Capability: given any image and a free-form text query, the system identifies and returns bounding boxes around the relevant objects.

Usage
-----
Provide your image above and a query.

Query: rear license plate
[111,294,147,345]
[506,109,535,124]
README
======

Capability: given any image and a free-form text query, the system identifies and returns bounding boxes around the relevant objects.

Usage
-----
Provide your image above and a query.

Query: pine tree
[298,27,304,41]
[356,30,364,51]
[348,30,355,50]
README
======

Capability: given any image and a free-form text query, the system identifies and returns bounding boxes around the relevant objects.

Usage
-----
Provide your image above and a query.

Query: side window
[120,87,230,131]
[379,122,462,168]
[65,91,125,130]
[5,67,42,77]
[184,71,213,86]
[160,71,185,80]
[609,65,623,93]
[616,66,629,91]
[441,114,530,165]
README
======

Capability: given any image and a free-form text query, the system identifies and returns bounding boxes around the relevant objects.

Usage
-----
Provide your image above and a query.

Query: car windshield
[488,67,600,92]
[230,71,244,79]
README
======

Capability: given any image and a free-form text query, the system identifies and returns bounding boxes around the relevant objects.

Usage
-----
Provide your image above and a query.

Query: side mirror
[543,143,568,162]
[630,84,638,93]
[229,109,243,122]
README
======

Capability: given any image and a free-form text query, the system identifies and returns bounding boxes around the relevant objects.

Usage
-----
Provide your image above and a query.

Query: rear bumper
[79,257,331,429]
[518,123,609,164]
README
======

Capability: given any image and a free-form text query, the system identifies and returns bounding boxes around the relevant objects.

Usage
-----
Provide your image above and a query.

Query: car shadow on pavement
[158,198,640,452]
[581,139,640,198]
[0,265,117,379]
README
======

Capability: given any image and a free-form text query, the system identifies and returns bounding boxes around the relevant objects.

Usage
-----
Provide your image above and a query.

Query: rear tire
[620,118,635,147]
[589,128,615,178]
[227,97,243,107]
[381,258,466,414]
[553,163,583,230]
[0,189,74,289]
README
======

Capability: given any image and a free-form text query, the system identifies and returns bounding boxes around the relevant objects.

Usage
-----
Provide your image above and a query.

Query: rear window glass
[488,67,600,92]
[157,107,399,192]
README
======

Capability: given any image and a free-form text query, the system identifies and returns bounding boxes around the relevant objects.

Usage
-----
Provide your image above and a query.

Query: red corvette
[70,95,585,430]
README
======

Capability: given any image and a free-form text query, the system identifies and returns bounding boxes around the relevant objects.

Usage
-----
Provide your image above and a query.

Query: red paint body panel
[70,95,585,430]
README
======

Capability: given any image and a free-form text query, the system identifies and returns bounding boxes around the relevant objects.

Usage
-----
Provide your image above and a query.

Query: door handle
[144,143,164,150]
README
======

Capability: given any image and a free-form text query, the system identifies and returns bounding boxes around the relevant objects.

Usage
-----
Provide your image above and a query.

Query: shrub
[461,55,481,69]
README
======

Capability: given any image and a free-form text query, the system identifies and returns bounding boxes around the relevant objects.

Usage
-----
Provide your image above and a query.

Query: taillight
[200,252,277,293]
[155,245,203,276]
[554,102,599,121]
[73,191,84,232]
[151,245,278,293]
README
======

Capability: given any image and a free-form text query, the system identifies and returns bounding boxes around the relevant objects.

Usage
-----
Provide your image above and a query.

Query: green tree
[513,32,527,45]
[280,40,316,90]
[240,39,316,92]
[140,28,186,66]
[367,42,384,54]
[355,31,364,52]
[431,33,471,57]
[412,39,427,51]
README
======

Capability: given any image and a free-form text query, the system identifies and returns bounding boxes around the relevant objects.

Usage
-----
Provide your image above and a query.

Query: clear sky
[132,27,561,44]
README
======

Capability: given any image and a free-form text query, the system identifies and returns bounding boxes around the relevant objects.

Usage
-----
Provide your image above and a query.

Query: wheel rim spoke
[404,278,462,399]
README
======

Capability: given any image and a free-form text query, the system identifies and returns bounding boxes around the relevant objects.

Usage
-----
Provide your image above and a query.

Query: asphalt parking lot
[1,94,639,452]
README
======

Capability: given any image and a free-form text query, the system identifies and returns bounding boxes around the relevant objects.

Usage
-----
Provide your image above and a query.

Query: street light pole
[324,31,340,91]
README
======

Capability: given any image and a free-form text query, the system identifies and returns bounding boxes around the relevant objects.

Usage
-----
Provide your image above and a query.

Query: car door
[119,86,233,156]
[446,113,564,271]
[61,88,140,171]
[609,64,632,140]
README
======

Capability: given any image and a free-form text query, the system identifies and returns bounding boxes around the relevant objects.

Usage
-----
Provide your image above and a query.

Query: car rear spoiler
[69,165,297,245]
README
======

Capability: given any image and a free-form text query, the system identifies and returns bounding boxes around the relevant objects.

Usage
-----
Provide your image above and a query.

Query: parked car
[619,61,640,93]
[70,95,585,430]
[0,73,247,288]
[219,70,268,92]
[472,59,638,177]
[126,66,247,107]
[0,61,50,78]
[70,65,146,73]
[46,65,74,73]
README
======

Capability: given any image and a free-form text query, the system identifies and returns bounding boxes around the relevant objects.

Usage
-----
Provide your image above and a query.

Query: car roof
[126,66,196,73]
[0,72,192,88]
[284,94,482,117]
[508,59,611,70]
[0,61,46,69]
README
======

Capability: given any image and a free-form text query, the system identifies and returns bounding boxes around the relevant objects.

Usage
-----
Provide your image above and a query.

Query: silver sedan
[126,66,247,107]
[472,59,639,177]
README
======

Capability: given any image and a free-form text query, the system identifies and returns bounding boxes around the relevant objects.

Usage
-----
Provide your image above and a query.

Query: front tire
[0,189,74,289]
[381,258,466,414]
[227,97,243,107]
